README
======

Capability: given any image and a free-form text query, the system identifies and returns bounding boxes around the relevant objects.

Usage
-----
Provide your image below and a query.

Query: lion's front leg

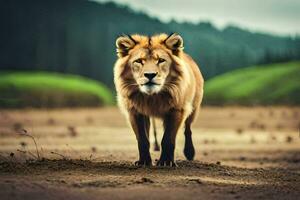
[157,109,184,167]
[129,111,152,166]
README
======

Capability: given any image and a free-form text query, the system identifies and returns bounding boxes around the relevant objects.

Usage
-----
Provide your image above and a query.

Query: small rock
[137,177,154,184]
[12,122,23,132]
[20,141,27,147]
[188,178,203,184]
[91,146,97,152]
[239,156,246,161]
[236,128,244,135]
[47,118,55,125]
[67,126,78,137]
[286,136,293,143]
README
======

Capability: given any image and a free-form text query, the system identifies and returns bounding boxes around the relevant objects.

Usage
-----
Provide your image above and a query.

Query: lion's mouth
[142,82,160,87]
[139,81,162,94]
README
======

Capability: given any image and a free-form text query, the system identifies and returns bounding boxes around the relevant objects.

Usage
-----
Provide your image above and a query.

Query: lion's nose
[144,72,157,81]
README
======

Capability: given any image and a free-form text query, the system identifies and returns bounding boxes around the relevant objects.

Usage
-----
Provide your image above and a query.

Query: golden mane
[114,34,190,116]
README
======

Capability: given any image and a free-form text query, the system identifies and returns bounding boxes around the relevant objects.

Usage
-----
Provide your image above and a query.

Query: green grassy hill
[0,72,114,108]
[203,61,300,105]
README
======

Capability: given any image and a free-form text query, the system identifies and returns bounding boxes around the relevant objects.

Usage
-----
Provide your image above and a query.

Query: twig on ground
[17,149,38,159]
[17,129,41,160]
[50,151,68,160]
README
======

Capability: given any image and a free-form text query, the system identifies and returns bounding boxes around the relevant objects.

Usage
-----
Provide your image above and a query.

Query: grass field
[204,61,300,105]
[0,72,114,107]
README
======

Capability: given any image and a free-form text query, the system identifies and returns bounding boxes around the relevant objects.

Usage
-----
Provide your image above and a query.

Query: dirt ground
[0,106,299,200]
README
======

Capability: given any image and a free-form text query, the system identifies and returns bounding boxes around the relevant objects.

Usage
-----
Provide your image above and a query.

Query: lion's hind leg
[183,110,197,161]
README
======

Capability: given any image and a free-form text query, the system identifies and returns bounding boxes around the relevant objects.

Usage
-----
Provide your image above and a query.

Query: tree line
[0,0,299,87]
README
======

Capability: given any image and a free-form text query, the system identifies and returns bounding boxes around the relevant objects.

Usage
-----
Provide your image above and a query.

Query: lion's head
[115,33,186,96]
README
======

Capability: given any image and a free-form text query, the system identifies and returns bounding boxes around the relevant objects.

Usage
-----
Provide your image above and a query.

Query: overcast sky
[93,0,300,36]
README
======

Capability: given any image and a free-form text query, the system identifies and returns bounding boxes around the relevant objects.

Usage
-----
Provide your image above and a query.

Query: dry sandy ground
[0,107,299,200]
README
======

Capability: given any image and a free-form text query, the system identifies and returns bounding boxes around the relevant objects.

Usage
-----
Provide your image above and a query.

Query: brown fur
[114,33,204,166]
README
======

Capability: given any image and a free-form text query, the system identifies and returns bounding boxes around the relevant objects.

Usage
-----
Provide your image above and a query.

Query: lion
[114,33,204,166]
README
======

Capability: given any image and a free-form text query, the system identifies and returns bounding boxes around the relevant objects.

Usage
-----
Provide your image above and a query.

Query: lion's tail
[151,118,160,151]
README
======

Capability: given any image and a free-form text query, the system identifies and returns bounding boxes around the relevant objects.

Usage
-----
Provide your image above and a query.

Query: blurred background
[0,1,299,199]
[0,0,299,107]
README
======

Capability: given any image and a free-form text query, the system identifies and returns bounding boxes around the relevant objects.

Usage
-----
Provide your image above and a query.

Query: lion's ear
[164,33,184,54]
[116,35,137,57]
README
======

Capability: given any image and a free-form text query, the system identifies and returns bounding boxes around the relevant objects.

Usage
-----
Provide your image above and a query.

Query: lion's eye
[158,58,165,64]
[134,59,143,65]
